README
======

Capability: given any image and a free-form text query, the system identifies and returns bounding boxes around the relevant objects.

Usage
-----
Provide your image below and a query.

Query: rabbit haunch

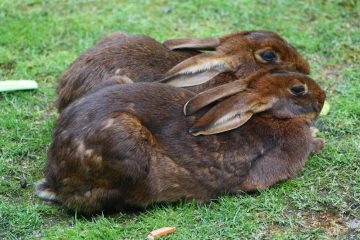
[56,30,310,111]
[36,70,325,214]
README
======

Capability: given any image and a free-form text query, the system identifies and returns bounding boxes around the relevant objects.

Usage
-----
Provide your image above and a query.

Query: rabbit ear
[184,79,248,116]
[183,68,273,115]
[163,37,220,50]
[189,94,277,136]
[159,52,239,87]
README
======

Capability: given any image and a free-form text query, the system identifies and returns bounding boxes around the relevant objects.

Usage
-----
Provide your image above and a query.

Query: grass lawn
[0,0,359,239]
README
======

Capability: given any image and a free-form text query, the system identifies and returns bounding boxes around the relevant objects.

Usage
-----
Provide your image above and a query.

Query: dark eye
[259,51,278,62]
[290,85,307,96]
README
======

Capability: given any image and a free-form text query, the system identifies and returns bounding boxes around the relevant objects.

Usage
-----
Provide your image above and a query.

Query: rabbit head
[160,31,310,87]
[185,68,325,136]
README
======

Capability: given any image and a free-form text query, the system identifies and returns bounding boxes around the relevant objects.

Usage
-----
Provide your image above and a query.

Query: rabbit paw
[311,138,325,154]
[310,126,319,137]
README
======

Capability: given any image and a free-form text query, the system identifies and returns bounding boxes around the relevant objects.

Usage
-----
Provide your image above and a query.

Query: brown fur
[37,69,325,214]
[56,31,310,111]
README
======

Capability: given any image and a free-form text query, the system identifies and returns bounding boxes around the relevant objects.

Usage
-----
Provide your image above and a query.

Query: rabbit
[56,30,310,111]
[36,67,325,214]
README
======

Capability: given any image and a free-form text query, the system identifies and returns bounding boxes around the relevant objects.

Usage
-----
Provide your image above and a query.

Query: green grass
[0,0,359,239]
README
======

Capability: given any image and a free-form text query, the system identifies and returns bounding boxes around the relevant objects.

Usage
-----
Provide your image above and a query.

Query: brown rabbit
[36,68,325,214]
[56,31,310,111]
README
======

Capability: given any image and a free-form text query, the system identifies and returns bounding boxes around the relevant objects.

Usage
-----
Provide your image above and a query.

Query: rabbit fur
[56,31,310,111]
[36,68,325,214]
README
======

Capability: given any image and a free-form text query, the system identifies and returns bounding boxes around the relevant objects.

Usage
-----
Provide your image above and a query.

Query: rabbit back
[56,33,198,111]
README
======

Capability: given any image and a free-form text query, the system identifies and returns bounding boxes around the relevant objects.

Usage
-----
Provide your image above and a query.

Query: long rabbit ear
[159,52,239,87]
[184,79,248,116]
[189,94,277,136]
[163,37,220,50]
[184,68,274,115]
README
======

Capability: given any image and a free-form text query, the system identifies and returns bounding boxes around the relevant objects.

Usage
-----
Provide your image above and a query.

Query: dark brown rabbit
[56,31,310,111]
[36,68,325,214]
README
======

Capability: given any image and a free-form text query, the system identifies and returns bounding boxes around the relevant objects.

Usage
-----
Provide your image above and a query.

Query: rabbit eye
[290,85,307,96]
[259,51,278,62]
